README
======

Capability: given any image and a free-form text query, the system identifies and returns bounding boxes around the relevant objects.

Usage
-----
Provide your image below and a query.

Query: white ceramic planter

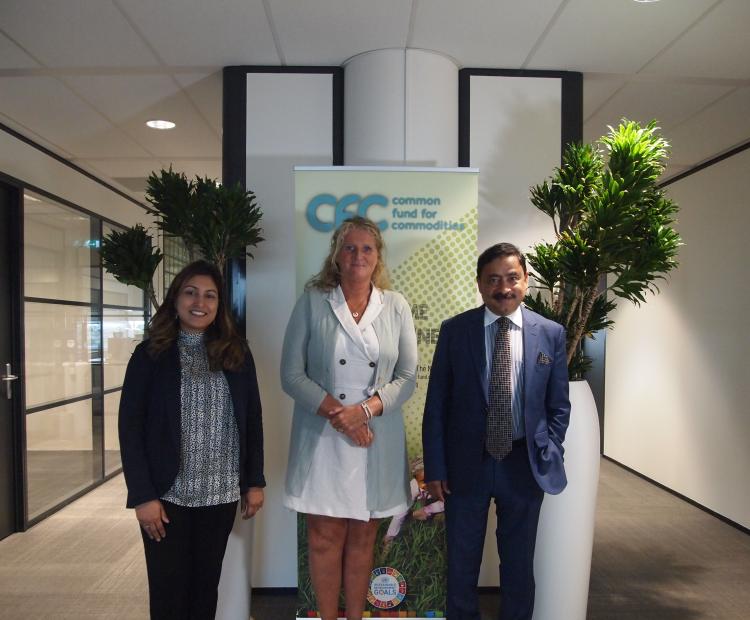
[532,380,600,620]
[216,509,254,620]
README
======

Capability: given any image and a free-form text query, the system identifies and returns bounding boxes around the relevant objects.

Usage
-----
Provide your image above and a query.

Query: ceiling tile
[68,125,154,159]
[0,112,74,158]
[174,72,222,134]
[411,0,565,68]
[664,87,750,167]
[643,0,750,79]
[159,158,222,182]
[64,74,183,124]
[119,0,279,66]
[77,157,164,179]
[527,0,717,73]
[583,75,626,119]
[0,76,149,157]
[118,93,221,159]
[0,32,41,69]
[271,0,411,65]
[584,80,733,145]
[1,0,159,67]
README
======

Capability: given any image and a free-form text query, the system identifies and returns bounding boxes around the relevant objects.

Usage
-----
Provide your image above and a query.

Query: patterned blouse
[161,330,240,507]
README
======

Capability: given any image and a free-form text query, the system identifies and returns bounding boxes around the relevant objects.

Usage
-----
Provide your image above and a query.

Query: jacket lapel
[164,342,182,440]
[469,307,488,405]
[521,306,539,410]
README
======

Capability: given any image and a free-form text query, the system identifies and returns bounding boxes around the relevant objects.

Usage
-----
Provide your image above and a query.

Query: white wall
[243,72,334,587]
[467,73,563,584]
[604,148,750,529]
[241,68,569,587]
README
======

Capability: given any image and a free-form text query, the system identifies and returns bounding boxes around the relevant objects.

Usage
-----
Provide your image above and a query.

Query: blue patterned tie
[486,316,512,460]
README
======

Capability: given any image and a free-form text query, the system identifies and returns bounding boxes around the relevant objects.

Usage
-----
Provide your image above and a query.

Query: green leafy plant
[99,224,162,311]
[144,168,263,272]
[525,119,682,379]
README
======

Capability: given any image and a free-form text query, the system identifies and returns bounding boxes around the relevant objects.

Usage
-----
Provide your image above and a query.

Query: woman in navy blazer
[119,260,265,620]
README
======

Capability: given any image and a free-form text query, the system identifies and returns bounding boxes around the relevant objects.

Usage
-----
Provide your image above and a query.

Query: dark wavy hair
[147,260,248,371]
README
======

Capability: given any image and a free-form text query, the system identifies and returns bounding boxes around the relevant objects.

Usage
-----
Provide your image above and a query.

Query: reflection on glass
[103,309,144,390]
[26,399,96,519]
[163,235,190,294]
[24,302,92,408]
[24,192,97,303]
[102,224,146,307]
[104,391,122,474]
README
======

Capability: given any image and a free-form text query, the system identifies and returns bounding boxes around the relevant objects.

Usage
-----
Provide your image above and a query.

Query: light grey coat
[281,287,418,513]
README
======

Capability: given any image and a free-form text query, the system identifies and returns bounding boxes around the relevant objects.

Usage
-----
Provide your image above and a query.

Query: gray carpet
[0,458,747,619]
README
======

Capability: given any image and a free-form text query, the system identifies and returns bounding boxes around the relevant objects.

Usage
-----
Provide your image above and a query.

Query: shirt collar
[483,304,523,329]
[327,284,383,306]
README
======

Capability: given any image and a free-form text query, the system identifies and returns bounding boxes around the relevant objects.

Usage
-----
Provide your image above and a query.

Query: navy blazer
[118,339,265,508]
[422,306,570,495]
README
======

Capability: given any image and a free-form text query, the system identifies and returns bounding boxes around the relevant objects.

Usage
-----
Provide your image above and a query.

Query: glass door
[0,181,21,540]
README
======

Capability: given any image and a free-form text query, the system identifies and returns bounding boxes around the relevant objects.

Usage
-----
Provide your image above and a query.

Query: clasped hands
[318,393,373,447]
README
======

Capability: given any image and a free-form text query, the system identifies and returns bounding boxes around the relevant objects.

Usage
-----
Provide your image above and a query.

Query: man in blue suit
[423,243,570,620]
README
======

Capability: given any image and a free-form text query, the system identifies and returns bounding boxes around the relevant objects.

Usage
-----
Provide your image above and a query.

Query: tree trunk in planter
[533,380,600,620]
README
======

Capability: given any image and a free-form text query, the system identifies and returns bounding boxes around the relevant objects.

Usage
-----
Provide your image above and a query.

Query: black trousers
[445,441,544,620]
[140,500,238,620]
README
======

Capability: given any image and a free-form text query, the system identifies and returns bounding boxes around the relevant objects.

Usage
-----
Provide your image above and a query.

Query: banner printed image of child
[382,456,444,553]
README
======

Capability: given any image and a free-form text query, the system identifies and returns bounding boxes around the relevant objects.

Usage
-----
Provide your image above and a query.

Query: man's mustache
[492,292,515,300]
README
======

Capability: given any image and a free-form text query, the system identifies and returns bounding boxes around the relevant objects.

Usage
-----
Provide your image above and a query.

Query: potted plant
[527,119,682,620]
[100,223,162,311]
[525,119,681,378]
[144,168,264,273]
[100,168,264,312]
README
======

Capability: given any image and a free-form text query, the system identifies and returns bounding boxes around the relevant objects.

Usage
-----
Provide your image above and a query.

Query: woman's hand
[346,423,374,447]
[329,404,368,434]
[135,499,169,542]
[317,393,343,419]
[330,403,376,447]
[241,487,264,519]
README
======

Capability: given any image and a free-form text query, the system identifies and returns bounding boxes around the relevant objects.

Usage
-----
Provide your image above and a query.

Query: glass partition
[22,191,146,524]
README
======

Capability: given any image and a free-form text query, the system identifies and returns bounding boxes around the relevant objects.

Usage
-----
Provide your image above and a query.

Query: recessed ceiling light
[146,119,176,130]
[633,0,660,3]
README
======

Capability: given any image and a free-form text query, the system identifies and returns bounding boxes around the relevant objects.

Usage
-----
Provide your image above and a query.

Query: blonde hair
[306,216,391,291]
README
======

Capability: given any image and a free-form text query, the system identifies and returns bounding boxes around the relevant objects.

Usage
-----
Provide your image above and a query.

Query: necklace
[347,298,368,319]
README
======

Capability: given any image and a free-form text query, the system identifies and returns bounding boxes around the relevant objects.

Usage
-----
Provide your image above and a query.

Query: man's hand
[426,480,451,503]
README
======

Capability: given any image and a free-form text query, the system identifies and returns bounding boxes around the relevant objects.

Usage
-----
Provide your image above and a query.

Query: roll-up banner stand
[293,166,479,619]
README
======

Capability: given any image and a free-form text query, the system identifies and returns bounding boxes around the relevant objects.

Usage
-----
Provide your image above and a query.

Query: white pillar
[344,48,458,167]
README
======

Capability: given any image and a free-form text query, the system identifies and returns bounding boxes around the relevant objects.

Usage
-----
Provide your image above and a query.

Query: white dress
[284,286,409,521]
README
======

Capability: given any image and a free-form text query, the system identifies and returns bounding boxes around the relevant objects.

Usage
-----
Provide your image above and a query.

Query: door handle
[1,362,18,400]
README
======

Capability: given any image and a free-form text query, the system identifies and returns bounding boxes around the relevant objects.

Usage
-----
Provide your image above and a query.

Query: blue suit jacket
[422,305,570,495]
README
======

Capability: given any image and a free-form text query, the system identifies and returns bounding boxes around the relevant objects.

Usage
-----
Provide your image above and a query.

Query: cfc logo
[306,193,388,232]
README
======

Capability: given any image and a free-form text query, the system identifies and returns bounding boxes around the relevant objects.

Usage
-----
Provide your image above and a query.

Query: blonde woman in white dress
[281,216,417,620]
